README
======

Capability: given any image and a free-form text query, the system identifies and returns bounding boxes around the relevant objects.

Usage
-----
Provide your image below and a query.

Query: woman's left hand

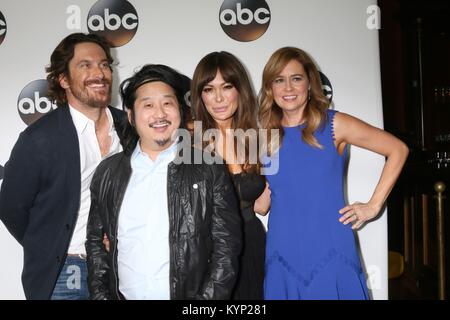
[338,202,381,230]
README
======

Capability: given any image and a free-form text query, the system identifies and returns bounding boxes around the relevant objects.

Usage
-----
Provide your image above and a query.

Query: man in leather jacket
[86,64,242,300]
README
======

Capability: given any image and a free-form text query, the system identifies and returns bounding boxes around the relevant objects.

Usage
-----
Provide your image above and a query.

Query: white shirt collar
[69,105,114,135]
[132,140,178,163]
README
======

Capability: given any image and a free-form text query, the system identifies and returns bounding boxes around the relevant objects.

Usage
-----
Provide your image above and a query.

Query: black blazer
[0,105,126,300]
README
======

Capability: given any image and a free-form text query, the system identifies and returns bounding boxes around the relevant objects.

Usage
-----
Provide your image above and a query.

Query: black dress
[230,172,266,300]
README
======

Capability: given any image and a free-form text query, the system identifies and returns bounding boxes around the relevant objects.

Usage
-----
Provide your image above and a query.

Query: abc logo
[219,0,271,42]
[319,71,333,102]
[184,91,191,108]
[179,74,192,108]
[17,80,58,126]
[0,11,6,46]
[87,0,138,47]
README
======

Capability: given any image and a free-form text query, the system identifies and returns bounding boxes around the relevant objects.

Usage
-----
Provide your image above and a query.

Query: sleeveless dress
[263,109,369,300]
[230,172,266,300]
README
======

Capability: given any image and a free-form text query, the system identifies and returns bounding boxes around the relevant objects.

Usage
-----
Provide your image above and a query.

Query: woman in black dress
[191,51,270,299]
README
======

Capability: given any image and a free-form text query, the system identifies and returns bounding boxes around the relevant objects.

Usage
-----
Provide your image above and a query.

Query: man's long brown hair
[46,33,114,106]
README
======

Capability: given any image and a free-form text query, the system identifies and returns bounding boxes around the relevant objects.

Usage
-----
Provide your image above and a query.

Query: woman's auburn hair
[258,47,331,155]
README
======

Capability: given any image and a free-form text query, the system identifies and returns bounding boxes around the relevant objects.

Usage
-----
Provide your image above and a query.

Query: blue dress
[264,109,369,300]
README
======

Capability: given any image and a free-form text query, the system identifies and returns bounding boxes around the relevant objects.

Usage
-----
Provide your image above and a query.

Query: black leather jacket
[86,147,242,300]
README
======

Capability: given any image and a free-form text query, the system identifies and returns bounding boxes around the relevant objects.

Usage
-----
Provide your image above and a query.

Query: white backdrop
[0,0,386,299]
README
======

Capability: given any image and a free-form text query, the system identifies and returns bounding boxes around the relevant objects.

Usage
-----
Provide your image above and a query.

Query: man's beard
[149,120,172,147]
[154,138,171,147]
[69,78,111,108]
[147,119,180,148]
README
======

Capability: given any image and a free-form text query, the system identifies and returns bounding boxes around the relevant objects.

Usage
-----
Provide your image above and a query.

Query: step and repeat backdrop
[0,0,385,299]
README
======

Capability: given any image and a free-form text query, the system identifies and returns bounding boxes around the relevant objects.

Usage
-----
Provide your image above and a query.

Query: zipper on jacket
[168,164,176,299]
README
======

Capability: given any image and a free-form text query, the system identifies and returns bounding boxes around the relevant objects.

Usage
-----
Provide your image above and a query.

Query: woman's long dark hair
[191,51,261,174]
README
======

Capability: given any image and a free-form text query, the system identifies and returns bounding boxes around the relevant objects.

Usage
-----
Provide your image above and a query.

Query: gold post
[410,196,416,271]
[422,194,429,265]
[404,196,410,267]
[434,182,446,300]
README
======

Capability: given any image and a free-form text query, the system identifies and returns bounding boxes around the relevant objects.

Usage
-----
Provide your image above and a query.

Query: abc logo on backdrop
[87,0,138,47]
[219,0,271,42]
[17,80,57,126]
[0,10,7,46]
[319,72,333,102]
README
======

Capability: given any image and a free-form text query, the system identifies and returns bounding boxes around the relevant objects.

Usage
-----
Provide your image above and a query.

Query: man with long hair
[0,33,126,299]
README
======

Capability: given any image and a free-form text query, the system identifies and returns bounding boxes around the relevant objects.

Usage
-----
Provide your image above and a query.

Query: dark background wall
[379,0,450,299]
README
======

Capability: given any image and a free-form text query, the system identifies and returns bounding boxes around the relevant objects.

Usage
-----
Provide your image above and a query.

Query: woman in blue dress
[257,47,409,300]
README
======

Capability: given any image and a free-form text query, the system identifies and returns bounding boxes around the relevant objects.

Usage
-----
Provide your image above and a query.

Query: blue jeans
[50,255,89,300]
